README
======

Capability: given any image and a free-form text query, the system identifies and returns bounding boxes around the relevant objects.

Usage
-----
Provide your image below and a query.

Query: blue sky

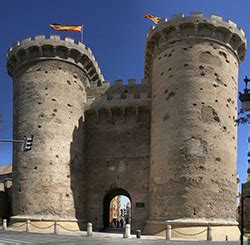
[0,0,249,183]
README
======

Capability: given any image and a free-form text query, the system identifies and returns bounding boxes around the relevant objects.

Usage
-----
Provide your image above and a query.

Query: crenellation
[35,35,45,40]
[227,19,237,29]
[21,37,32,44]
[210,14,223,22]
[115,79,123,86]
[50,35,60,41]
[191,12,203,18]
[145,13,247,80]
[5,12,246,239]
[7,36,105,88]
[128,79,136,86]
[64,37,74,43]
[87,47,93,55]
[85,80,151,112]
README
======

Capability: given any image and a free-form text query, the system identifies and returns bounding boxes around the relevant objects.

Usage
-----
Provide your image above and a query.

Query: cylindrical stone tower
[7,35,104,227]
[145,13,246,238]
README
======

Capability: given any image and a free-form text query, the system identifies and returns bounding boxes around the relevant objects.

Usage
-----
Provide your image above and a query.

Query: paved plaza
[0,230,248,244]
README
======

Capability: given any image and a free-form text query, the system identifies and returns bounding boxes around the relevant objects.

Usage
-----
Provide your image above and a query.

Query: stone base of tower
[143,218,240,241]
[8,215,85,233]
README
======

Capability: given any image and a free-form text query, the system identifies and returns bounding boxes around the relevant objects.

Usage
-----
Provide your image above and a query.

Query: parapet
[145,12,247,78]
[85,78,151,110]
[7,35,105,87]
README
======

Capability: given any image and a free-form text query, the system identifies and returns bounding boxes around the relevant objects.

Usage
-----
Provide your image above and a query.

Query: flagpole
[80,25,84,43]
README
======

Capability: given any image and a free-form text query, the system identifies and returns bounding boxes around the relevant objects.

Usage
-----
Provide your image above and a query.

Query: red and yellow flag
[144,13,161,24]
[50,23,82,32]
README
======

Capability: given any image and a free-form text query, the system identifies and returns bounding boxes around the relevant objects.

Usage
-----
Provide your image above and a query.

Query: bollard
[207,226,213,241]
[54,221,58,235]
[166,225,172,240]
[3,219,7,230]
[136,230,141,239]
[87,222,93,237]
[124,224,131,238]
[26,220,31,232]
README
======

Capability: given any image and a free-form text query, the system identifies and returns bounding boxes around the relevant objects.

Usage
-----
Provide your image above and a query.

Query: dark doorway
[103,188,131,229]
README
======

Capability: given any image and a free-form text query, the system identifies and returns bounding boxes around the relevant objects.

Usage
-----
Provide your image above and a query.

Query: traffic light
[120,209,123,217]
[23,135,33,151]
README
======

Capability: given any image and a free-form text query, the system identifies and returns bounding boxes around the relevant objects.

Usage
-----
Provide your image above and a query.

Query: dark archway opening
[103,188,131,230]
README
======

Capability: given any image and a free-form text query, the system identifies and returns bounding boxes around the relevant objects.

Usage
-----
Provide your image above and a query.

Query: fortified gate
[6,13,246,240]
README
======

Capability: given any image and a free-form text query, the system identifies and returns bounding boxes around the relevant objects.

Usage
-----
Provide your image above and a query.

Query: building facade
[5,13,246,240]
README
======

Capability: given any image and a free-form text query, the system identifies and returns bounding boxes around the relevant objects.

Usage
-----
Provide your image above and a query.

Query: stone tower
[145,13,246,236]
[6,35,104,226]
[4,13,248,240]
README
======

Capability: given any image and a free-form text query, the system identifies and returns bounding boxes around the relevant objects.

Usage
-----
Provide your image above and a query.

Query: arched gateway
[6,13,246,240]
[103,188,131,229]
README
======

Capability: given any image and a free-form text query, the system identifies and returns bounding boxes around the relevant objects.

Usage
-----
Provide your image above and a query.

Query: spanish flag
[50,23,82,32]
[144,13,161,24]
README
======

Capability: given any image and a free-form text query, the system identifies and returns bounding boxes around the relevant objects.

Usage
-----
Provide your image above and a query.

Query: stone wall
[84,82,151,230]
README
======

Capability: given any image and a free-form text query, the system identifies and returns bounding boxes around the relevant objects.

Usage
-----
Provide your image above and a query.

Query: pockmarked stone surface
[5,12,247,240]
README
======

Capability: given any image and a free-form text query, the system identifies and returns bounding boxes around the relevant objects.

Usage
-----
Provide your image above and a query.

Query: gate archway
[103,188,131,228]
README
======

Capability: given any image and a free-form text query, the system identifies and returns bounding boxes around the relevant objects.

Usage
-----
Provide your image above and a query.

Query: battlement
[145,12,247,79]
[7,35,105,87]
[85,78,151,110]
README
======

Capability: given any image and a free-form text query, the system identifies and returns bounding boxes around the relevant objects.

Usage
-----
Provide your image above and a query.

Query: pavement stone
[0,230,248,244]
